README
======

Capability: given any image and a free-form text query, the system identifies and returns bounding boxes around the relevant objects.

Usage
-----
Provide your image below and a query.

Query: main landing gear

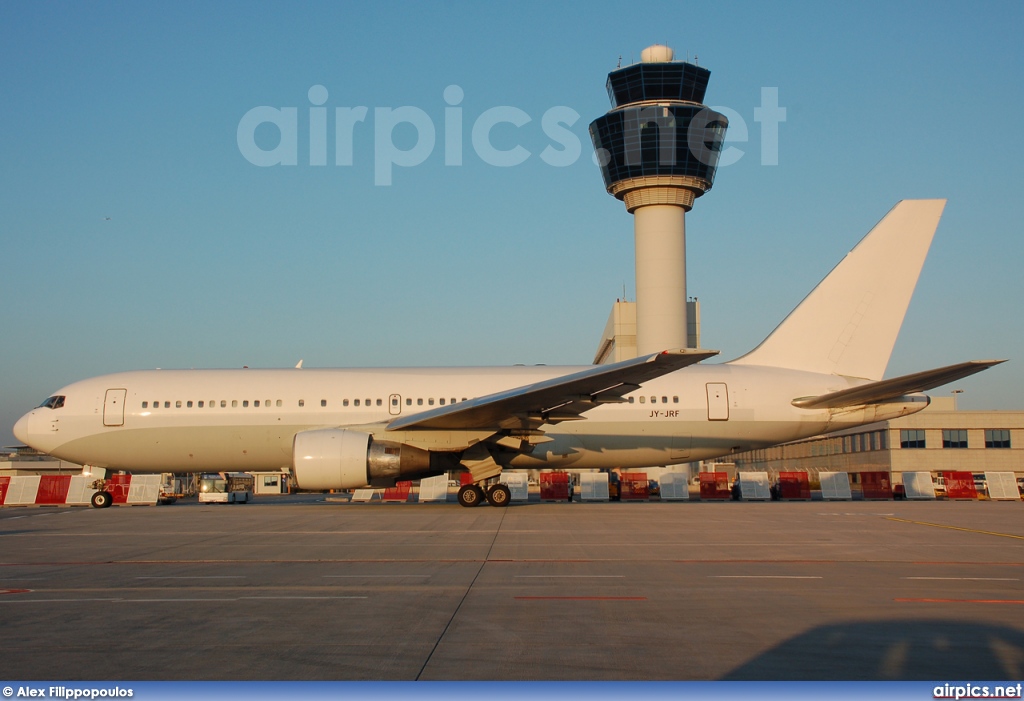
[457,482,511,508]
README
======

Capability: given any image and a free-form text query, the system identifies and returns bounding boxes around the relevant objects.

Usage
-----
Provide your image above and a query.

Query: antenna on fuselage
[295,359,304,369]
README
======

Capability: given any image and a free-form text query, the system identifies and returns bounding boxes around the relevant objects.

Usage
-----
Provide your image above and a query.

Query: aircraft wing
[791,359,1006,409]
[387,348,718,432]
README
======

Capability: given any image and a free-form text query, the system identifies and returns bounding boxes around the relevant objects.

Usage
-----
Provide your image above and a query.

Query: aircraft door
[389,394,402,416]
[706,383,729,421]
[103,388,127,427]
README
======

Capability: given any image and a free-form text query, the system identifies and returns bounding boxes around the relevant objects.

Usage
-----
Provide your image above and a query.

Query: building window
[985,429,1011,448]
[942,429,968,448]
[900,429,926,449]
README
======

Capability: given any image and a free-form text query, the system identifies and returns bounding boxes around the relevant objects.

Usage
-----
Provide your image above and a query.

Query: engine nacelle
[291,428,433,490]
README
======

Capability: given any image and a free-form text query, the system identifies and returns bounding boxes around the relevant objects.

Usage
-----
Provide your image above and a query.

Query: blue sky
[2,1,1022,444]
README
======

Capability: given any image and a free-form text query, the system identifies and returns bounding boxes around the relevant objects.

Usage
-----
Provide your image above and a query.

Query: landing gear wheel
[457,484,485,508]
[486,483,511,507]
[91,491,112,509]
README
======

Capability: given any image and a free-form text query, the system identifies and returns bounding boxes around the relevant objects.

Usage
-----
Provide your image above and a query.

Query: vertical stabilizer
[731,199,946,380]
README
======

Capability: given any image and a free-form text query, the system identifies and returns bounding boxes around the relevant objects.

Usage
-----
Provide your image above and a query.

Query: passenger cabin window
[187,401,193,408]
[417,398,423,406]
[439,398,445,405]
[243,400,249,407]
[298,399,304,407]
[231,400,238,408]
[254,400,259,407]
[198,401,204,408]
[354,399,360,406]
[276,400,282,407]
[376,399,382,407]
[221,400,227,408]
[164,401,171,408]
[142,401,148,408]
[321,399,327,407]
[343,399,349,407]
[429,398,435,406]
[406,398,412,406]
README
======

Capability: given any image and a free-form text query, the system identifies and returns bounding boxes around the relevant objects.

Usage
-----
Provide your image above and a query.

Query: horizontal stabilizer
[791,360,1006,409]
[388,348,718,431]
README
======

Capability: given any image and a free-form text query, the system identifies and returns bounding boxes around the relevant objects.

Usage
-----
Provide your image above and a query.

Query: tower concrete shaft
[589,45,728,355]
[634,204,686,355]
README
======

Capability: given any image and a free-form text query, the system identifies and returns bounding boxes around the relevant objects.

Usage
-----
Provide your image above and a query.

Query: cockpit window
[38,395,66,409]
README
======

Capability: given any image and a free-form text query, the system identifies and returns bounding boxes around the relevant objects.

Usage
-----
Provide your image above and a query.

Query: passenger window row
[140,396,471,410]
[628,396,679,404]
[142,399,285,409]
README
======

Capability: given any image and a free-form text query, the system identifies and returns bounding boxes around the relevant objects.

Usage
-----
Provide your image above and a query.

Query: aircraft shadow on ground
[721,619,1024,680]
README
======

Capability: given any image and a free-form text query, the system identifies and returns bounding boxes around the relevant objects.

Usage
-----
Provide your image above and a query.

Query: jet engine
[292,428,441,490]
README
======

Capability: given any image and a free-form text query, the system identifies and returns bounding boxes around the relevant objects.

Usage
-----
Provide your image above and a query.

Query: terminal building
[722,397,1024,488]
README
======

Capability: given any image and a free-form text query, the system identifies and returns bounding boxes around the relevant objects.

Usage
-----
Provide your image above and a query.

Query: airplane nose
[13,412,31,445]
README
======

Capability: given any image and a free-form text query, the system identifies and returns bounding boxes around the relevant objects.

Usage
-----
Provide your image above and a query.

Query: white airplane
[13,200,1003,508]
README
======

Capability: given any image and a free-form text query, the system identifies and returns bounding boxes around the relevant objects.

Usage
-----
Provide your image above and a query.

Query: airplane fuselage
[14,363,928,476]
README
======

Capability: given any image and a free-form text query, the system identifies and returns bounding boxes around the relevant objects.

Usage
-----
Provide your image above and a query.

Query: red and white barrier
[0,474,161,507]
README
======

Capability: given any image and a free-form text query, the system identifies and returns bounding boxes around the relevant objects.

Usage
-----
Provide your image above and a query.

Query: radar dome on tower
[640,44,674,63]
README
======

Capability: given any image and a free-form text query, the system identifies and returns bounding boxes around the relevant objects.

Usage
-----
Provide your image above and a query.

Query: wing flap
[791,360,1006,409]
[388,349,718,431]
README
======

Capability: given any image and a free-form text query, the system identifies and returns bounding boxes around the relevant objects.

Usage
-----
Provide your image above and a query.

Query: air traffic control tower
[590,45,728,355]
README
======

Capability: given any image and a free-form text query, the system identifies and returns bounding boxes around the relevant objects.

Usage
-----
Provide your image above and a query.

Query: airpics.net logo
[236,84,786,185]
